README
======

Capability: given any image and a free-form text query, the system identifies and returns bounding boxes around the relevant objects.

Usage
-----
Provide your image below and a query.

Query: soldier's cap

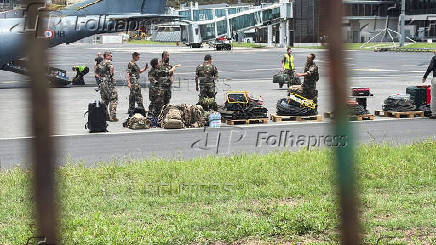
[104,51,112,56]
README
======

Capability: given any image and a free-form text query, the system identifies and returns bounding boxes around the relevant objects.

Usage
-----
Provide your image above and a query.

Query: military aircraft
[0,0,176,86]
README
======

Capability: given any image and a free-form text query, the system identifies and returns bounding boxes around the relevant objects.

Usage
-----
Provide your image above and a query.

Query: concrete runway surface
[0,44,435,168]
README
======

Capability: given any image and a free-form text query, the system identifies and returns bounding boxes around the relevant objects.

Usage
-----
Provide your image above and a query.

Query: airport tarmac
[0,44,435,168]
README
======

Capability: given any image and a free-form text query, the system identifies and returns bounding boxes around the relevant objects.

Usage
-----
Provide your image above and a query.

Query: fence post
[25,0,59,243]
[320,1,361,244]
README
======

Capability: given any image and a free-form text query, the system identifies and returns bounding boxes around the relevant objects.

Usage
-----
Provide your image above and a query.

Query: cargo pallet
[374,110,425,118]
[324,112,374,121]
[222,118,268,126]
[270,114,323,122]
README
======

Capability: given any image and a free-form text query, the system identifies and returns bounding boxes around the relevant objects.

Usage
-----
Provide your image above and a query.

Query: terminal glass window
[262,9,272,22]
[215,9,226,18]
[199,23,215,40]
[272,7,280,19]
[178,10,191,20]
[193,9,213,21]
[228,8,237,15]
[217,20,227,36]
[230,13,256,32]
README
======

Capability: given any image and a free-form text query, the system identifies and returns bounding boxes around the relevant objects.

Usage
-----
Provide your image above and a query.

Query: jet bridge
[156,0,293,47]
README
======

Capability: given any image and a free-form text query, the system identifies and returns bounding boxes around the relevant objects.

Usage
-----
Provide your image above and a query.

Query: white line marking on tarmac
[353,68,399,72]
[0,117,428,141]
[0,81,23,84]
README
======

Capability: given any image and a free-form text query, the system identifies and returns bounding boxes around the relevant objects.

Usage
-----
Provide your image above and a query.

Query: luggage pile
[159,104,206,129]
[123,113,152,130]
[382,94,416,112]
[219,91,268,120]
[276,93,317,116]
[347,100,369,115]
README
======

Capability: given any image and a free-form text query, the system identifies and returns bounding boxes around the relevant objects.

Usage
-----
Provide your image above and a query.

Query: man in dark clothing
[94,52,103,85]
[422,51,436,118]
[71,65,89,85]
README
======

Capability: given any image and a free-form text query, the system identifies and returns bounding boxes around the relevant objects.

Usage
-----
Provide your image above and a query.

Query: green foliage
[0,142,435,244]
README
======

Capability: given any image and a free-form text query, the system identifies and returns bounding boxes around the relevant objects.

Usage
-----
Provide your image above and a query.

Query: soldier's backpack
[85,101,108,133]
[181,104,206,128]
[123,113,152,130]
[158,104,206,129]
[159,106,185,129]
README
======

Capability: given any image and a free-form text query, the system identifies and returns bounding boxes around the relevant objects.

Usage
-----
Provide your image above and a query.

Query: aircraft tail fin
[61,0,167,15]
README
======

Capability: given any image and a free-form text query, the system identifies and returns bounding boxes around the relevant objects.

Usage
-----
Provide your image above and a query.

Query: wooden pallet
[374,110,425,118]
[324,112,374,121]
[222,118,268,126]
[270,114,323,122]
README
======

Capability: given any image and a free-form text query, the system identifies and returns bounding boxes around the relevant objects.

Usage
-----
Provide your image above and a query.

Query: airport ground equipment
[3,61,70,87]
[210,37,232,51]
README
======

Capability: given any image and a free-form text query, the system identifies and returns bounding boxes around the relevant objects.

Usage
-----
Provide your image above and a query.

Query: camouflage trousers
[129,82,144,112]
[163,85,172,106]
[148,85,165,117]
[199,82,216,99]
[99,81,118,119]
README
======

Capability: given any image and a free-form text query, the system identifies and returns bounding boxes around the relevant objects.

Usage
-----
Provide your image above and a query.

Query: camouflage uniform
[196,63,218,100]
[160,62,173,106]
[301,61,319,102]
[148,67,165,117]
[98,59,118,120]
[127,61,144,112]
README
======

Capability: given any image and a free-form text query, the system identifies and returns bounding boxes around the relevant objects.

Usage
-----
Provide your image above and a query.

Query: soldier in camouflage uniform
[195,54,218,110]
[126,52,149,113]
[148,58,165,119]
[159,51,181,106]
[160,51,173,106]
[148,58,181,120]
[98,51,119,122]
[296,53,319,103]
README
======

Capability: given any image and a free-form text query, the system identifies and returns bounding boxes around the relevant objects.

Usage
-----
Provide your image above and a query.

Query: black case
[86,102,108,133]
[406,86,427,108]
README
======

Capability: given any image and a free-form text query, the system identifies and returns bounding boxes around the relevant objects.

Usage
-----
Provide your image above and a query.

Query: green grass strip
[0,142,435,244]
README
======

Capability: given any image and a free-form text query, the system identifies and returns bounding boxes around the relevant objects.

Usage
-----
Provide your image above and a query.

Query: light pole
[400,0,406,47]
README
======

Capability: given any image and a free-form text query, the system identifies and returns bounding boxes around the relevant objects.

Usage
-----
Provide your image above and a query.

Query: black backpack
[85,102,108,133]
